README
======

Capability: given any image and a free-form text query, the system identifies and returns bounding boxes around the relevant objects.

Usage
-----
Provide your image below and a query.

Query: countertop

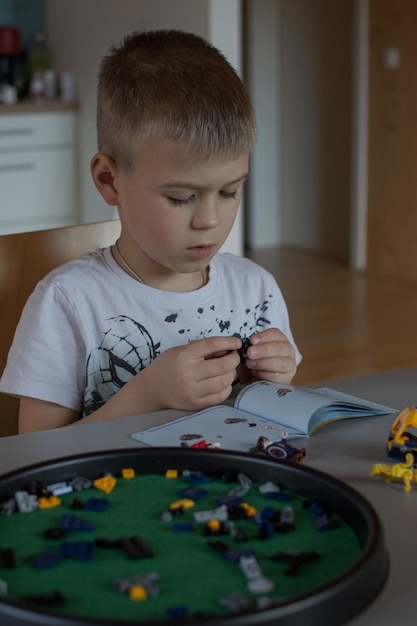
[0,100,79,114]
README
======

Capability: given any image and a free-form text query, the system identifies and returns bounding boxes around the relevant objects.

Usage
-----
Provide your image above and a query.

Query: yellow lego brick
[240,502,257,518]
[37,496,62,509]
[122,468,135,479]
[129,585,148,601]
[93,476,117,493]
[165,469,178,479]
[169,498,195,511]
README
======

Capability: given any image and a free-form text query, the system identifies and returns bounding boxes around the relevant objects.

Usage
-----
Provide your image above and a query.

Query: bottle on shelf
[28,32,52,75]
[28,32,53,102]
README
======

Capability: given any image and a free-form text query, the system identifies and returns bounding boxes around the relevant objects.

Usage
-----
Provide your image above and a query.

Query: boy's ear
[90,153,120,206]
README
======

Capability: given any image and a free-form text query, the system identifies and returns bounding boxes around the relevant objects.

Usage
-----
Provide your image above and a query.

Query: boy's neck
[112,241,209,292]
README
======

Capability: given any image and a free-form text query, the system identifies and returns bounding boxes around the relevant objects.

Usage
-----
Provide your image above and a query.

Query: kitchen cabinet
[0,107,78,235]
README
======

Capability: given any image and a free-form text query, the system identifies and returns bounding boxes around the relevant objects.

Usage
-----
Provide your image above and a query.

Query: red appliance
[0,26,21,55]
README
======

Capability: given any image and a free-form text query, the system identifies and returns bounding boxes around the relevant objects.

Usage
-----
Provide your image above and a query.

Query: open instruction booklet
[131,381,396,453]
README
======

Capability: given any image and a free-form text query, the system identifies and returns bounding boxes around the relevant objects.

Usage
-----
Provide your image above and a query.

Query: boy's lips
[186,244,216,259]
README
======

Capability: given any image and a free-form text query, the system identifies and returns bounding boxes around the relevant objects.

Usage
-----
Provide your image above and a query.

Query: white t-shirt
[0,248,301,418]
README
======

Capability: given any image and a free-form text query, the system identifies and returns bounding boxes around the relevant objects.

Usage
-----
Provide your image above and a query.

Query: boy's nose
[191,201,219,229]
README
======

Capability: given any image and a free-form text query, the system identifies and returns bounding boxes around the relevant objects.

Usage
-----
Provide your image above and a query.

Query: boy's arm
[19,397,80,433]
[18,335,242,433]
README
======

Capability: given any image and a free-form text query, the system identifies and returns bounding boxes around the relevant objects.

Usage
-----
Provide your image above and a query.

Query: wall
[45,0,243,255]
[245,0,353,261]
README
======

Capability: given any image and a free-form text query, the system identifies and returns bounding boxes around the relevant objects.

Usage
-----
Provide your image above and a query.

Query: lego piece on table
[239,502,258,519]
[118,536,154,559]
[256,435,306,463]
[59,513,93,532]
[203,520,231,536]
[256,519,275,540]
[169,498,195,512]
[167,605,187,619]
[14,491,38,513]
[239,555,274,594]
[370,452,416,492]
[0,549,15,569]
[179,485,208,501]
[32,550,62,569]
[271,549,319,575]
[84,497,109,511]
[207,539,230,554]
[67,476,93,491]
[182,470,212,484]
[275,505,295,532]
[194,504,228,523]
[219,591,252,612]
[23,590,66,607]
[129,585,148,601]
[259,481,281,496]
[386,406,417,462]
[0,498,16,516]
[93,475,117,493]
[217,495,243,508]
[165,469,178,479]
[38,496,62,509]
[315,513,330,531]
[190,440,209,448]
[46,482,73,497]
[61,541,95,561]
[222,548,257,563]
[171,521,195,533]
[114,572,159,595]
[303,499,331,530]
[227,504,249,521]
[122,468,135,479]
[228,523,248,543]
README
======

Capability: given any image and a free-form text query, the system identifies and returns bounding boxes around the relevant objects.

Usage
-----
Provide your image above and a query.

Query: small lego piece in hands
[238,337,251,362]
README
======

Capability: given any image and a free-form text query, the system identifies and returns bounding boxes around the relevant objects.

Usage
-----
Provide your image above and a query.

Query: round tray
[0,447,389,626]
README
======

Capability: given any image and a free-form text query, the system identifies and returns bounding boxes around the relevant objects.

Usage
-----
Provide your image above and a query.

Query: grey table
[0,367,416,625]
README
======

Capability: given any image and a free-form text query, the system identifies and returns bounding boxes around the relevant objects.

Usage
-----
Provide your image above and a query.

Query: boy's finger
[193,336,242,358]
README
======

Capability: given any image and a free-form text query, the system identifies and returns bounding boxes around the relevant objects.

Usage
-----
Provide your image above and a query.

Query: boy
[0,30,301,433]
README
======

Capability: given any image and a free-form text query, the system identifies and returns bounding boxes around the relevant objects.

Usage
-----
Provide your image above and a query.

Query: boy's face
[100,138,249,290]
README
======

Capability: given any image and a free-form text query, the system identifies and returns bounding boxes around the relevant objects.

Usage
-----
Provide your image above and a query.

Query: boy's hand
[239,328,297,384]
[144,335,242,411]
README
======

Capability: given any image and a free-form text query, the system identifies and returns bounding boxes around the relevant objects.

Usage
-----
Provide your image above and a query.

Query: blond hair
[97,30,256,170]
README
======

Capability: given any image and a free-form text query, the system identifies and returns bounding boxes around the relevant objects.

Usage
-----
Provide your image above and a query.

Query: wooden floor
[246,247,417,386]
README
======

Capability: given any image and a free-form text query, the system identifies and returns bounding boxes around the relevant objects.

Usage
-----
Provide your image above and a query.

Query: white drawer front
[0,149,76,224]
[0,112,76,151]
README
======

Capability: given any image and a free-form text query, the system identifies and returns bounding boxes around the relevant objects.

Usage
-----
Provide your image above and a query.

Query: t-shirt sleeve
[0,280,86,412]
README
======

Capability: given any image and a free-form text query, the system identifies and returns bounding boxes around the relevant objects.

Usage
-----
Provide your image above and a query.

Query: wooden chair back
[0,220,121,436]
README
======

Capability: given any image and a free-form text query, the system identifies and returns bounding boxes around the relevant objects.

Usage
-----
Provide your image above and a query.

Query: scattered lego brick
[121,468,135,479]
[93,476,116,494]
[118,536,154,559]
[32,550,62,569]
[0,549,15,569]
[59,513,93,532]
[23,590,66,608]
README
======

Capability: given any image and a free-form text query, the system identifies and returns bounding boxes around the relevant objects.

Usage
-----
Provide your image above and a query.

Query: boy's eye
[220,190,238,200]
[167,196,194,206]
